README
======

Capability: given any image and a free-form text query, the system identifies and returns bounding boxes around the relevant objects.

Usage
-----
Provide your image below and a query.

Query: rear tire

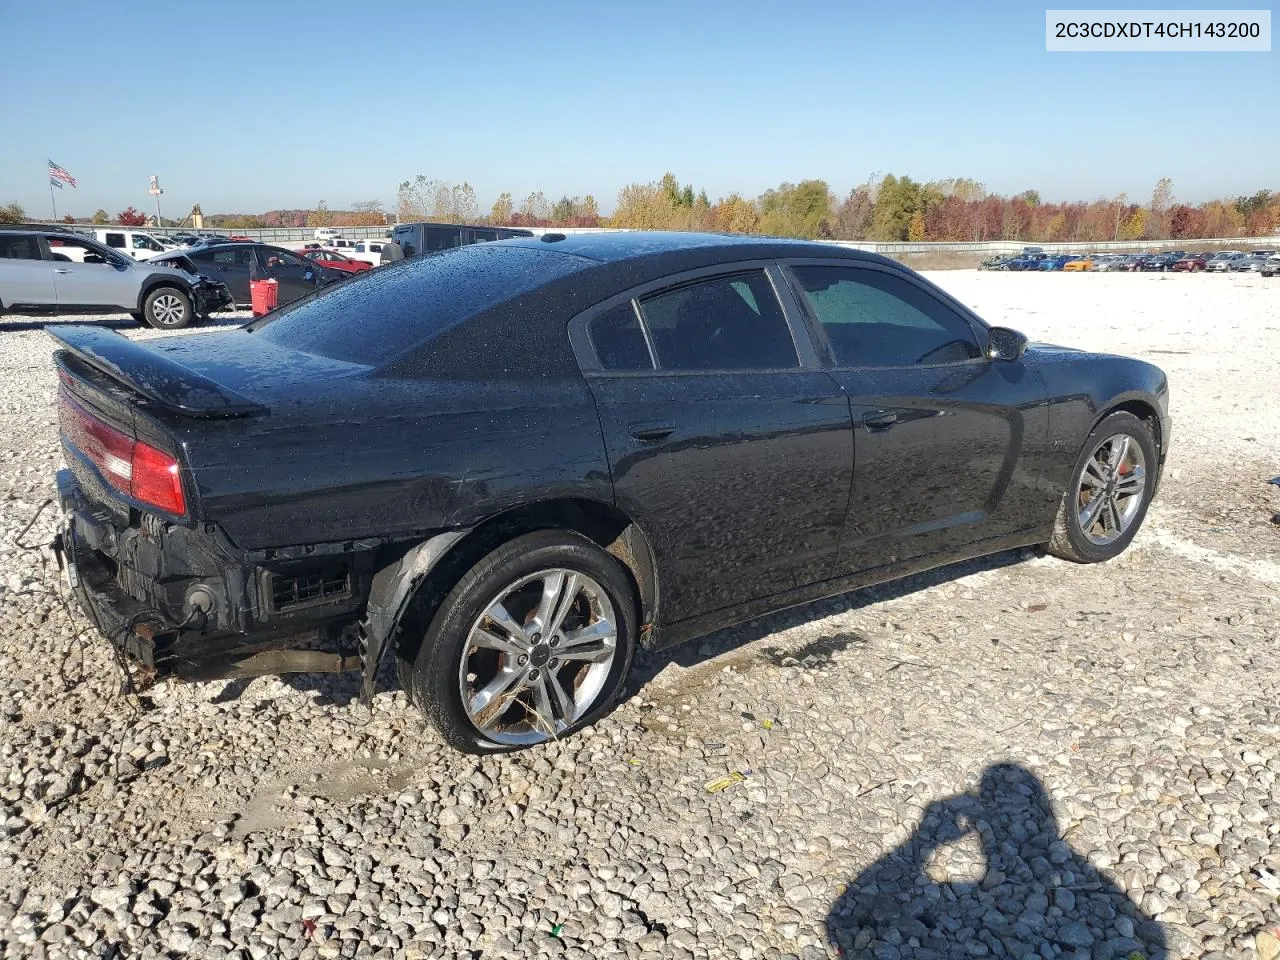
[406,530,637,754]
[1046,411,1157,564]
[143,287,192,329]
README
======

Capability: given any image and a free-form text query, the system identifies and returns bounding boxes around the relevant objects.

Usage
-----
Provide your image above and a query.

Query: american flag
[48,160,77,189]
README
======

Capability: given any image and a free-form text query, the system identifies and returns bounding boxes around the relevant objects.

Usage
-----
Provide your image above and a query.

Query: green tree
[490,192,514,225]
[758,180,833,238]
[551,196,576,223]
[0,203,25,224]
[870,175,921,241]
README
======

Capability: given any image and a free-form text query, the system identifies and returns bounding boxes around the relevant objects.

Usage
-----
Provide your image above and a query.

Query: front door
[258,247,318,304]
[783,262,1048,571]
[582,267,853,624]
[48,237,136,310]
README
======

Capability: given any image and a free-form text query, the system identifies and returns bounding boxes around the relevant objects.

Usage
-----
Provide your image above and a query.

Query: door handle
[861,411,898,430]
[629,422,676,442]
[53,268,72,275]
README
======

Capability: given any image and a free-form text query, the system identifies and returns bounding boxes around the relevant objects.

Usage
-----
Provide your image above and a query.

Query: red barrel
[250,279,279,317]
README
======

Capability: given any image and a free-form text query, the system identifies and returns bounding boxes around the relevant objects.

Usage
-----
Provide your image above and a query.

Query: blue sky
[0,0,1273,217]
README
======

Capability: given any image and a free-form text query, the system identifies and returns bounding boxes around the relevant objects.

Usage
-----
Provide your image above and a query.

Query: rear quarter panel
[172,375,612,551]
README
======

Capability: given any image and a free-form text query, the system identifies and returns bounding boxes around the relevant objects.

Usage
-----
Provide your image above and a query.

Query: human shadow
[827,763,1167,960]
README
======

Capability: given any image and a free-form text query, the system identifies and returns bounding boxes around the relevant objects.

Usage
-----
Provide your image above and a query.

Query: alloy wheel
[151,294,186,326]
[459,568,617,745]
[1076,433,1147,546]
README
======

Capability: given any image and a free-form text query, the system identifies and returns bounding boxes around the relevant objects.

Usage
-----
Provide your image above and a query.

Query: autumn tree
[0,203,25,224]
[490,192,514,226]
[116,206,147,227]
[833,185,874,239]
[907,211,926,242]
[709,193,760,234]
[1147,177,1174,240]
[1119,208,1148,241]
[306,201,332,228]
[90,209,109,225]
[348,200,385,226]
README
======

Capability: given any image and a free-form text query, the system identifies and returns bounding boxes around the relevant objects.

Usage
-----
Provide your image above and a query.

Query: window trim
[777,258,993,370]
[569,260,822,376]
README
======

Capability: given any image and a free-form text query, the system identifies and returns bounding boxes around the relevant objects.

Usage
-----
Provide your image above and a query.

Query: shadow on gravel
[627,547,1033,695]
[826,763,1167,960]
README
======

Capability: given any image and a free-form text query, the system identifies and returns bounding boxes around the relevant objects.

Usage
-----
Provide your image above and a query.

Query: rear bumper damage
[55,468,369,683]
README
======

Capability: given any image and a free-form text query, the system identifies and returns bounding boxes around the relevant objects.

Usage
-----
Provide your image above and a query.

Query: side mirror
[987,326,1028,361]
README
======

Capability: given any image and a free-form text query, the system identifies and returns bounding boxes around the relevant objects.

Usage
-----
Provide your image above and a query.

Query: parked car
[313,228,343,242]
[91,228,172,261]
[390,222,534,258]
[1262,259,1280,278]
[1003,253,1050,271]
[0,226,231,328]
[1062,256,1093,272]
[50,232,1170,753]
[1228,255,1271,273]
[1140,252,1183,272]
[302,249,373,274]
[152,242,347,308]
[1171,253,1210,272]
[1037,254,1075,271]
[979,254,1009,270]
[1090,255,1128,272]
[348,239,397,266]
[1206,252,1246,272]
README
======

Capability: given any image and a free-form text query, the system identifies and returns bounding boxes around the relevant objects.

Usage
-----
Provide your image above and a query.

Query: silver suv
[0,227,232,329]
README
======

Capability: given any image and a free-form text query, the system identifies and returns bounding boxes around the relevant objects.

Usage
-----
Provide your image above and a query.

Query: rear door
[575,263,853,625]
[782,260,1048,571]
[0,234,56,307]
[191,246,255,304]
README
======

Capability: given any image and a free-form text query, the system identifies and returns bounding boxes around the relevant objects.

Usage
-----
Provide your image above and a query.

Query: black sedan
[49,233,1171,753]
[153,242,348,308]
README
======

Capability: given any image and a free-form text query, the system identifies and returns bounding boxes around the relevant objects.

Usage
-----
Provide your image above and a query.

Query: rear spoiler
[47,325,267,418]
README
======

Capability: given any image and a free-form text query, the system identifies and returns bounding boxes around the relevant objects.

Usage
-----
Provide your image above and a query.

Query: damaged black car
[51,232,1170,753]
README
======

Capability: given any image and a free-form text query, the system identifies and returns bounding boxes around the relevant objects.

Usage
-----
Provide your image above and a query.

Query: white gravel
[0,274,1278,960]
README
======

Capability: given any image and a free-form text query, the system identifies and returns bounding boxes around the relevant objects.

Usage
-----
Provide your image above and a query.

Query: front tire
[143,287,192,329]
[1046,411,1157,563]
[407,530,638,754]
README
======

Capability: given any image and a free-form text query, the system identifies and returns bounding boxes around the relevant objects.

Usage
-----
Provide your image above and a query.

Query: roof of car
[498,230,890,266]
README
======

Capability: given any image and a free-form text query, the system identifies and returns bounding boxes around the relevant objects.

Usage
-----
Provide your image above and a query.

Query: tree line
[397,172,1278,243]
[5,173,1277,241]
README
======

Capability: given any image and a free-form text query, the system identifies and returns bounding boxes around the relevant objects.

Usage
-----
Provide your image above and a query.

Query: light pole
[148,175,164,228]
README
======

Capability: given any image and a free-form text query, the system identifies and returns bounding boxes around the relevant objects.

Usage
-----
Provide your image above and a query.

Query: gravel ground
[1,273,1278,960]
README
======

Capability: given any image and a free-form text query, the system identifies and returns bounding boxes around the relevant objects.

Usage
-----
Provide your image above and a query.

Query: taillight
[59,386,187,515]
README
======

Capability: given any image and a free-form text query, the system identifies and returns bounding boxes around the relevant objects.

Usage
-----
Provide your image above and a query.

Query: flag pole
[49,178,57,222]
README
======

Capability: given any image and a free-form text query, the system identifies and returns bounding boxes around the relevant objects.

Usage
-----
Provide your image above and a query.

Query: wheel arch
[359,497,660,704]
[1092,397,1163,459]
[135,275,192,313]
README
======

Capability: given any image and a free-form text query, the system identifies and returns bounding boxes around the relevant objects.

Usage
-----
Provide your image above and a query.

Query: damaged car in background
[50,232,1170,753]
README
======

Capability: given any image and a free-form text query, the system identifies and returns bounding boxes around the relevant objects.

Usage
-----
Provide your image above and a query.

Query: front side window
[637,271,797,371]
[262,248,304,269]
[590,302,652,371]
[132,235,163,251]
[790,266,981,367]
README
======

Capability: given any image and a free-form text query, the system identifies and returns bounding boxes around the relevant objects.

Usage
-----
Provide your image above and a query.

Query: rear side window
[0,236,41,260]
[104,233,126,248]
[590,302,652,371]
[790,266,981,367]
[423,228,461,252]
[638,271,797,371]
[251,244,589,366]
[212,248,255,266]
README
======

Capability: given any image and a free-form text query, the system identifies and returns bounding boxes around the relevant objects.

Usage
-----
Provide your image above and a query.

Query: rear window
[250,244,589,366]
